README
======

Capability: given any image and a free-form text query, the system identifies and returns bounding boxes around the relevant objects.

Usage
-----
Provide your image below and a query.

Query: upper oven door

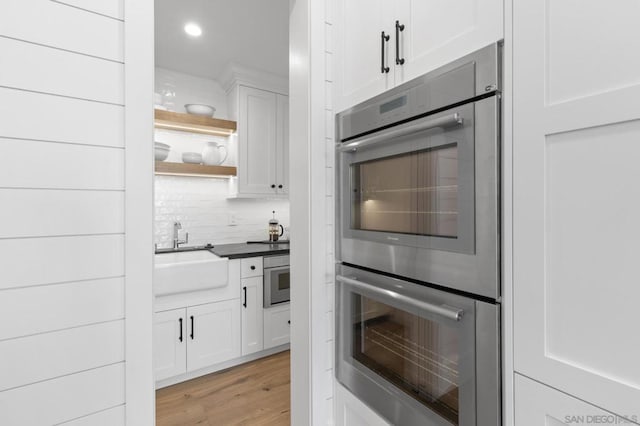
[336,96,499,299]
[338,103,475,254]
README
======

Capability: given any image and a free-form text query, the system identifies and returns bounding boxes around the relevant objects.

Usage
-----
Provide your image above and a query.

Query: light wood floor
[156,351,291,426]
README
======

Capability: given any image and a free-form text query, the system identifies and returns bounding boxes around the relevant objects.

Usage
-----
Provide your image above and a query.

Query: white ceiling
[155,0,289,80]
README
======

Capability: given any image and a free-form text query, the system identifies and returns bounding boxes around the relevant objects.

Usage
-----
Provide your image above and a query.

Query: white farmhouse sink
[154,250,229,296]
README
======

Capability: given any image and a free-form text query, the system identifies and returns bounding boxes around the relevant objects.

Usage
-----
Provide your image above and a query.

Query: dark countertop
[208,242,290,259]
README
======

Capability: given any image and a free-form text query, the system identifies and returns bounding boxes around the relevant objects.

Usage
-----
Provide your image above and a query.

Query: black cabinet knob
[271,184,276,188]
[250,265,256,270]
[278,184,283,189]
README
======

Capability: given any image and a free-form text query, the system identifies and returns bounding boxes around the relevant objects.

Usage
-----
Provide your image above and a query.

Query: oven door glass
[337,267,477,425]
[340,103,475,254]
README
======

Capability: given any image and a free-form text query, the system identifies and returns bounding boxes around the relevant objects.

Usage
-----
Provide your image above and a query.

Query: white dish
[155,142,170,149]
[182,152,203,164]
[155,147,170,161]
[184,104,216,117]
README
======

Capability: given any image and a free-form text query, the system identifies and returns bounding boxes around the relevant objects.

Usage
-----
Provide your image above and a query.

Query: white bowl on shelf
[182,152,203,164]
[184,104,216,117]
[154,142,170,161]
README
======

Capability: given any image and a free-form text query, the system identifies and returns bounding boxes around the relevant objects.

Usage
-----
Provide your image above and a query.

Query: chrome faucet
[173,221,188,249]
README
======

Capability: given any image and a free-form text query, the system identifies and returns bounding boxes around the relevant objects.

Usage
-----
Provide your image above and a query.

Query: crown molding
[220,63,289,95]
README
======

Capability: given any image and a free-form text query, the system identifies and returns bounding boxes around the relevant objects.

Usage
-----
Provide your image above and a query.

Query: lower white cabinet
[514,374,637,425]
[241,276,264,356]
[263,303,290,350]
[154,300,241,382]
[335,383,389,426]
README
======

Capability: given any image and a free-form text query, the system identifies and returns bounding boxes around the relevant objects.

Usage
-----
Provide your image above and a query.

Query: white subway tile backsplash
[154,176,289,247]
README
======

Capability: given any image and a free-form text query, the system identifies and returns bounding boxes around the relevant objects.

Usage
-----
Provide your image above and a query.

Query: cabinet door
[394,0,502,84]
[335,384,390,426]
[186,300,241,372]
[263,304,290,350]
[241,276,264,356]
[154,308,186,381]
[513,0,640,418]
[275,94,289,195]
[514,374,637,425]
[334,0,395,111]
[238,86,278,195]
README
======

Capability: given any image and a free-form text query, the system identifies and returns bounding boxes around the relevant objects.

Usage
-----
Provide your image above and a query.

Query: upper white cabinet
[513,0,640,420]
[334,0,503,111]
[231,85,289,197]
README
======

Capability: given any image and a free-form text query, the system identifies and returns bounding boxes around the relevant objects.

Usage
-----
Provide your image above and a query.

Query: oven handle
[337,112,463,152]
[336,275,464,321]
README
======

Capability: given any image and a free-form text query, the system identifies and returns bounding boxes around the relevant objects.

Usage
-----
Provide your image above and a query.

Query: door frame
[124,0,155,424]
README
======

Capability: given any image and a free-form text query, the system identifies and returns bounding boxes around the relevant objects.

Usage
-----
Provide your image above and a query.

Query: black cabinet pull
[190,316,194,340]
[243,286,247,307]
[380,31,390,73]
[179,318,183,342]
[271,184,276,188]
[395,20,405,65]
[278,184,283,189]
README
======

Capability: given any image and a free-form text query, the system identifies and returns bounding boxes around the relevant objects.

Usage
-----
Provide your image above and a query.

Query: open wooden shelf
[154,109,237,136]
[155,161,237,178]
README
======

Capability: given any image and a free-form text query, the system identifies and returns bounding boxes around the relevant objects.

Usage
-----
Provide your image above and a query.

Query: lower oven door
[336,264,500,425]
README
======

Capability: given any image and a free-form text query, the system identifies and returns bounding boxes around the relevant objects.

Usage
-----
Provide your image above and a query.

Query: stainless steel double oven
[335,44,502,425]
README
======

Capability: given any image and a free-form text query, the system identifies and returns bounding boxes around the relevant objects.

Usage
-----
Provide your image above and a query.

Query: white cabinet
[335,383,390,426]
[334,0,503,111]
[514,374,637,425]
[153,301,241,382]
[240,256,264,356]
[513,0,640,419]
[263,304,290,350]
[186,301,241,371]
[233,85,289,197]
[154,308,186,381]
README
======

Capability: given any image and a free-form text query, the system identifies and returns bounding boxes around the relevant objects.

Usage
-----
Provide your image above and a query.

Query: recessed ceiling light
[184,22,202,37]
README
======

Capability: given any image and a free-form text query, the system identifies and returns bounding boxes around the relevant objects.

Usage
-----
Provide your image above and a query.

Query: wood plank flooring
[156,351,290,426]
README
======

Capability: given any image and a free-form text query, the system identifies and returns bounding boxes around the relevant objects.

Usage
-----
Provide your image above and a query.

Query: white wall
[155,67,229,118]
[0,0,128,424]
[155,176,290,247]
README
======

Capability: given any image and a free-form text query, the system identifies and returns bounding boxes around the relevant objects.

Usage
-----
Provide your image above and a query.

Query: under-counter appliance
[336,43,501,300]
[263,255,290,308]
[335,43,502,426]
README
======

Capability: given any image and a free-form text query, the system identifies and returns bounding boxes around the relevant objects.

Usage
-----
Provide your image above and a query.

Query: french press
[268,211,284,242]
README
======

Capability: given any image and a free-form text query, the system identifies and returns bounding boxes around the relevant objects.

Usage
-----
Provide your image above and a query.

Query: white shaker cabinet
[263,303,290,350]
[232,85,289,197]
[334,0,503,111]
[154,308,187,381]
[240,257,264,356]
[153,301,241,382]
[513,0,640,419]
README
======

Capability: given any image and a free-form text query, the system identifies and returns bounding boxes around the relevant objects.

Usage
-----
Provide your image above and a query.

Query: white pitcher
[201,141,228,166]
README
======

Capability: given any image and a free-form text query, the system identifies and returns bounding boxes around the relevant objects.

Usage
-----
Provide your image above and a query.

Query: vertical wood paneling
[0,320,125,391]
[0,278,124,340]
[0,363,125,426]
[0,189,124,238]
[0,139,124,190]
[0,37,124,104]
[0,88,124,147]
[54,0,125,21]
[0,234,124,290]
[59,405,125,426]
[0,0,123,61]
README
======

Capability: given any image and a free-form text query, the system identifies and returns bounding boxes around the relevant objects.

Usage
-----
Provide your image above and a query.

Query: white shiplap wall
[0,1,126,424]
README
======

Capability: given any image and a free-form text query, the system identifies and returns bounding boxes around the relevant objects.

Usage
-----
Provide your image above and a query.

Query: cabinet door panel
[514,374,637,425]
[513,0,640,417]
[395,0,502,84]
[334,0,394,111]
[241,276,264,356]
[154,308,186,381]
[263,304,290,349]
[238,86,278,195]
[186,300,241,372]
[276,94,289,194]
